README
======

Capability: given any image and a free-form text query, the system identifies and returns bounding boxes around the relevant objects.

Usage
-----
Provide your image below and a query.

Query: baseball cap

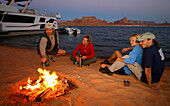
[137,32,155,41]
[45,23,54,29]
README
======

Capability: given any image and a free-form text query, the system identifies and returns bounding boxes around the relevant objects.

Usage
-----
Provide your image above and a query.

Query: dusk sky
[5,0,170,23]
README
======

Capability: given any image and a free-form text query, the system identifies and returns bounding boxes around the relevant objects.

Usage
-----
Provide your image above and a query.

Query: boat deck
[0,30,44,37]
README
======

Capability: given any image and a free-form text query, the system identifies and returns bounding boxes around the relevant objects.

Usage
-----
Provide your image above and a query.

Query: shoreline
[58,23,170,27]
[0,46,169,105]
[2,45,170,66]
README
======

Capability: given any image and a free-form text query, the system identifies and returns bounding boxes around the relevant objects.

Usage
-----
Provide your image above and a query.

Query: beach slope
[0,46,169,105]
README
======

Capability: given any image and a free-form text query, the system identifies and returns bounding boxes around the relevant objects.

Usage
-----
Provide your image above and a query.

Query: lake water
[0,26,170,63]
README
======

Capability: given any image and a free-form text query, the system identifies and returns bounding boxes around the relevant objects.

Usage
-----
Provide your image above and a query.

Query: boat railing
[0,4,61,19]
[21,8,61,19]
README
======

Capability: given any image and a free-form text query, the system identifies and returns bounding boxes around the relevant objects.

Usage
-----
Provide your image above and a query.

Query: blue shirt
[123,45,143,75]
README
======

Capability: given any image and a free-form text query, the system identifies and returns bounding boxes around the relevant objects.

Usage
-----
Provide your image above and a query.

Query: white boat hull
[0,12,59,31]
[0,3,61,35]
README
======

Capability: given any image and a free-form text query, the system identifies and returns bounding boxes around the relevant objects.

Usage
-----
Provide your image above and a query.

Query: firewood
[53,89,65,98]
[68,78,84,88]
[49,86,62,96]
[28,89,46,101]
[51,83,69,98]
[35,88,52,102]
[41,88,53,101]
[25,89,39,96]
[16,70,84,102]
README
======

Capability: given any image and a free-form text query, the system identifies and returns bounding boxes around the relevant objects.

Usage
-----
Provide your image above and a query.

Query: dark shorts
[46,48,59,55]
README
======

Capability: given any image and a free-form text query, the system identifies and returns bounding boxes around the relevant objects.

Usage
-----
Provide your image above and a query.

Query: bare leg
[108,50,123,61]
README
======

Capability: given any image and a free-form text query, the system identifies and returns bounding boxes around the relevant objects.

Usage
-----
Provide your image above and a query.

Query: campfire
[13,68,83,102]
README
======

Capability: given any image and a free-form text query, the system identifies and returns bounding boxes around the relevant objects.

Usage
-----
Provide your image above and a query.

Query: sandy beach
[0,46,169,105]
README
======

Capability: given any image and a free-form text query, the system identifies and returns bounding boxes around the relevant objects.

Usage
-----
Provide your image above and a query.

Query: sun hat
[45,23,54,29]
[137,32,155,41]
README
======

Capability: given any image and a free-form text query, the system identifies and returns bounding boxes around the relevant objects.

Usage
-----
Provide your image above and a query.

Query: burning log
[16,68,83,102]
[34,88,52,102]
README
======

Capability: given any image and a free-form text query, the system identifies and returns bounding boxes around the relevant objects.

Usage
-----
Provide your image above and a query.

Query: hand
[82,56,87,60]
[150,86,160,92]
[122,48,128,53]
[41,57,47,63]
[76,56,80,62]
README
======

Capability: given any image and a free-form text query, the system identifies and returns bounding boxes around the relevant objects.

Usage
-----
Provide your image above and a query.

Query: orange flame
[20,68,59,91]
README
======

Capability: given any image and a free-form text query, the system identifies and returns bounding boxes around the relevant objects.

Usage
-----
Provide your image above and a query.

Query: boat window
[49,19,54,23]
[39,18,45,22]
[2,14,35,23]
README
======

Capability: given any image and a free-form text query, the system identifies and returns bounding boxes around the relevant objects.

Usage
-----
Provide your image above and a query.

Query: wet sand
[0,46,169,105]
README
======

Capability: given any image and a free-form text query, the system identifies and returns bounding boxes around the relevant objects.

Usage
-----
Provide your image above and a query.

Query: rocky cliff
[58,16,170,26]
[62,16,107,25]
[114,17,155,25]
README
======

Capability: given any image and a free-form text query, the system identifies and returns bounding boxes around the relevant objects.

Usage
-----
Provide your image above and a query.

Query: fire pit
[2,68,83,104]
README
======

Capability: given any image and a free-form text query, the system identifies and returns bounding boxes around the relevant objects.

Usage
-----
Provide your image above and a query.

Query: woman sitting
[70,34,97,66]
[100,33,143,76]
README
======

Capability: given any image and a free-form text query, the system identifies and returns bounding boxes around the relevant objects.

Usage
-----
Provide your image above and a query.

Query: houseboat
[0,0,61,37]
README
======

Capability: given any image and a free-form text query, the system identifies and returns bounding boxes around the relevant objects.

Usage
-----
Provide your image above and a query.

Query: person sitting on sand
[99,33,143,76]
[136,32,165,90]
[70,34,97,66]
[37,23,66,67]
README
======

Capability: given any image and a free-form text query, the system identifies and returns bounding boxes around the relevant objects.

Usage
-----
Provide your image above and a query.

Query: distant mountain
[113,17,155,25]
[58,16,170,26]
[58,16,108,26]
[72,16,108,24]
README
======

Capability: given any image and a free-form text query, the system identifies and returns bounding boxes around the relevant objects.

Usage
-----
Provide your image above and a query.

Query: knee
[100,64,106,68]
[58,49,66,55]
[60,50,66,55]
[63,50,66,55]
[115,50,120,54]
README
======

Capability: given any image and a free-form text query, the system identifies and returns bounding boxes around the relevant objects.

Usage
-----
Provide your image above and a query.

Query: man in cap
[37,23,66,66]
[137,32,165,91]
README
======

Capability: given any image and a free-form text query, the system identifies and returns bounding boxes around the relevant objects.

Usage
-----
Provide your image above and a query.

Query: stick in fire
[18,68,71,102]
